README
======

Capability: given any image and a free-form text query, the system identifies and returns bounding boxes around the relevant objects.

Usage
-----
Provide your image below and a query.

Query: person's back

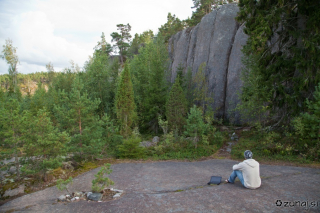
[226,150,261,189]
[233,158,261,189]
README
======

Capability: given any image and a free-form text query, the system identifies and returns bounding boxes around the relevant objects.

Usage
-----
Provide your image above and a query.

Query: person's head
[244,150,253,159]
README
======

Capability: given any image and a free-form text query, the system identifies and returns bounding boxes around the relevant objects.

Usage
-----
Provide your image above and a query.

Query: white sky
[0,0,194,74]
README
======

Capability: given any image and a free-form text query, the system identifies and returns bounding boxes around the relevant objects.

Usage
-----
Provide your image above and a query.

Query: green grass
[231,130,319,164]
[149,145,217,160]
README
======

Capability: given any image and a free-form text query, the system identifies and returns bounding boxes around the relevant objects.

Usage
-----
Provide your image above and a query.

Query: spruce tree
[184,105,209,149]
[83,50,110,117]
[166,75,187,134]
[130,35,168,133]
[192,62,213,114]
[237,0,320,125]
[115,63,136,138]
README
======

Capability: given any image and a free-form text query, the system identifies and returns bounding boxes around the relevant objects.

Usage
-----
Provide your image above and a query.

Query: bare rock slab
[3,184,24,197]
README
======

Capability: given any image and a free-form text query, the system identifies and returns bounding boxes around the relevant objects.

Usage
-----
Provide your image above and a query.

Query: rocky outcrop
[168,3,248,124]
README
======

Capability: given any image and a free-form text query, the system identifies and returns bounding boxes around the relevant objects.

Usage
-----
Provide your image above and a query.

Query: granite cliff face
[168,4,248,124]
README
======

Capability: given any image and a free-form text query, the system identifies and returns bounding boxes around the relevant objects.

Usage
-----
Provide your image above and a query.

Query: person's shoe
[225,179,231,183]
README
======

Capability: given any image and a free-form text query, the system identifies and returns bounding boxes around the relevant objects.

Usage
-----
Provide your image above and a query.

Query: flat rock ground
[1,159,320,213]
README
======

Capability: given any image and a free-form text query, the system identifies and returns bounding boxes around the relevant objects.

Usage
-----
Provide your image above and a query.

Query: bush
[117,137,145,159]
[291,83,320,160]
[56,177,73,194]
[92,163,114,192]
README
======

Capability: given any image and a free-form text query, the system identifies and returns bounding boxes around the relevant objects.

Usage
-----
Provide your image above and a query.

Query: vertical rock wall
[168,3,248,124]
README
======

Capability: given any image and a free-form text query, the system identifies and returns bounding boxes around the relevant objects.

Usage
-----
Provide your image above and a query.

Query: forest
[0,0,319,199]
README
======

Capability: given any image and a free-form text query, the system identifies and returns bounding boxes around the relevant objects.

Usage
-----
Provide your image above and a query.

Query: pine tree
[166,75,187,134]
[111,24,132,64]
[0,98,25,179]
[22,109,70,180]
[29,82,47,116]
[115,63,136,138]
[54,77,101,158]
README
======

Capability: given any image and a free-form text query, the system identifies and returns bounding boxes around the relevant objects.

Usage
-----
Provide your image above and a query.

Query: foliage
[186,0,235,27]
[92,163,114,192]
[128,30,154,57]
[54,77,101,159]
[56,177,73,194]
[117,137,145,159]
[1,39,19,90]
[29,82,47,116]
[83,46,110,117]
[236,48,270,125]
[130,34,169,133]
[192,62,213,114]
[158,13,186,43]
[184,105,209,148]
[22,109,70,179]
[94,32,113,56]
[292,83,320,140]
[111,24,132,64]
[166,75,187,134]
[46,62,55,86]
[158,115,168,135]
[115,63,136,138]
[0,98,25,179]
[237,0,320,126]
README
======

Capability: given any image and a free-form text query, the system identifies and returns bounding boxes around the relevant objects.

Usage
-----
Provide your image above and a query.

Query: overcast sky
[0,0,194,74]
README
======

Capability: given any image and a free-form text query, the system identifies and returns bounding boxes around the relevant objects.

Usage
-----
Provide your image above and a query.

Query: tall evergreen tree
[237,0,320,126]
[111,24,132,64]
[115,63,136,138]
[22,109,70,180]
[29,82,47,116]
[94,32,113,56]
[0,98,25,179]
[158,13,186,43]
[192,62,213,114]
[166,75,187,134]
[130,35,169,133]
[54,77,100,158]
[83,49,110,117]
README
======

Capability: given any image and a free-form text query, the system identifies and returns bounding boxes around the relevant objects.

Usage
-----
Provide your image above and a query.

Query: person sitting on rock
[225,150,261,189]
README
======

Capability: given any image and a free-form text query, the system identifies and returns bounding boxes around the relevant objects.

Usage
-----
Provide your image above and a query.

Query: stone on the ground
[87,192,102,201]
[58,195,66,202]
[152,136,159,143]
[140,141,153,147]
[3,184,24,197]
[220,126,229,131]
[62,161,74,171]
[230,132,238,141]
[8,166,17,174]
[113,193,121,198]
[74,192,83,197]
[112,189,123,193]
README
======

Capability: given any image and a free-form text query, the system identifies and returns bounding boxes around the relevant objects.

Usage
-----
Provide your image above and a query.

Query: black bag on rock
[207,176,222,185]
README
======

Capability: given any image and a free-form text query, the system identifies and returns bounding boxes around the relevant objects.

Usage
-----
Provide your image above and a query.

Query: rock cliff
[168,3,248,124]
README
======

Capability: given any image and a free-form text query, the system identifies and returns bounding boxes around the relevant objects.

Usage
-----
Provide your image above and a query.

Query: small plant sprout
[92,163,114,192]
[56,177,73,195]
